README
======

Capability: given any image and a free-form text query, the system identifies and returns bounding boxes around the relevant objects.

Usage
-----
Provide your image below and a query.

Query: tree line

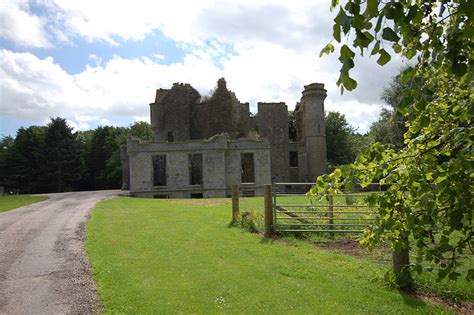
[0,118,153,194]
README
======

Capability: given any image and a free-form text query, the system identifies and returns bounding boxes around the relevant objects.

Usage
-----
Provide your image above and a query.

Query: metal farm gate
[269,183,378,234]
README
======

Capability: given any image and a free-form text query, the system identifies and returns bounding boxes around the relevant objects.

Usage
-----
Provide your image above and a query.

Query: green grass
[0,195,48,213]
[239,196,473,302]
[87,196,451,314]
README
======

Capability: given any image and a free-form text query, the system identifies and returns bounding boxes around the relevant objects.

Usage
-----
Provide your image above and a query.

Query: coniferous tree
[42,117,84,192]
[10,126,47,193]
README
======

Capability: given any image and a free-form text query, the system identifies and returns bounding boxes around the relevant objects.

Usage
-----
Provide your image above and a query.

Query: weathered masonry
[124,78,327,198]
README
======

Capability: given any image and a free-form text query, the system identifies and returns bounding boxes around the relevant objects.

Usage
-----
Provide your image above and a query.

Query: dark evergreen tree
[0,136,15,192]
[10,126,47,193]
[42,117,84,192]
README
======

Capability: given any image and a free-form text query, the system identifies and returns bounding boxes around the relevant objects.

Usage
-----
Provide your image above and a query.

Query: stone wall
[257,102,290,182]
[150,83,201,142]
[127,135,271,198]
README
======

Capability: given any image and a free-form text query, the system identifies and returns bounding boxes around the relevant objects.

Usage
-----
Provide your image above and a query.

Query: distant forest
[0,118,153,194]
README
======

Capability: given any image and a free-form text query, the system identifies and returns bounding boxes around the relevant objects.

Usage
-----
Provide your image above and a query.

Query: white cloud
[0,43,399,133]
[0,0,405,133]
[0,0,51,47]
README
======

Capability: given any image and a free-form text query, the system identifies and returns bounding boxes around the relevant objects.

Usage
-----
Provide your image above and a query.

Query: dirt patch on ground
[319,238,367,257]
[412,291,474,315]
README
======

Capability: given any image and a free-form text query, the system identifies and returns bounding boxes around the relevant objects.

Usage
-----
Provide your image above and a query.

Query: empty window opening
[152,155,166,186]
[153,194,168,199]
[189,154,203,185]
[167,131,174,142]
[190,193,203,198]
[241,153,255,183]
[289,151,298,167]
[317,124,321,134]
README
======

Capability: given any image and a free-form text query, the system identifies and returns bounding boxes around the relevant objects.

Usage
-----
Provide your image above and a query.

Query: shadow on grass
[399,291,429,310]
[259,237,275,244]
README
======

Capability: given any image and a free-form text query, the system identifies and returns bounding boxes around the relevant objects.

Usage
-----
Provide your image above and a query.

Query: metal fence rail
[271,182,378,234]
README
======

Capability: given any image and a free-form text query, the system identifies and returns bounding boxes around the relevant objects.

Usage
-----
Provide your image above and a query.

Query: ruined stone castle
[123,78,327,198]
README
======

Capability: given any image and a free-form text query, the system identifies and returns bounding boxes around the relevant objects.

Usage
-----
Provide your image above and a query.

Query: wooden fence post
[232,185,239,222]
[264,184,273,238]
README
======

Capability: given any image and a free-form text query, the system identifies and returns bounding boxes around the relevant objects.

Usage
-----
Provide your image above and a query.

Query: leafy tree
[369,72,410,149]
[326,111,358,165]
[42,118,84,192]
[369,108,405,149]
[130,121,154,141]
[84,126,127,190]
[316,0,473,288]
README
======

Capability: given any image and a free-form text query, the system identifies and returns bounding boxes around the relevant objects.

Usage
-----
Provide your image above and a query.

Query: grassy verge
[0,195,48,213]
[87,196,449,314]
[239,196,473,302]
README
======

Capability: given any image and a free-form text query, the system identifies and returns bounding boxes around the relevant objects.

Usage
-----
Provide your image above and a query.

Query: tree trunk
[392,235,414,291]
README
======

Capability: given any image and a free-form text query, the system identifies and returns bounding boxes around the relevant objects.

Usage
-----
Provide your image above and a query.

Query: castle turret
[299,83,327,179]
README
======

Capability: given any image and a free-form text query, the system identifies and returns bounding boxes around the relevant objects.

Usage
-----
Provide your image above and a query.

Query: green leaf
[382,27,400,42]
[420,115,430,128]
[341,12,352,34]
[374,15,383,32]
[366,0,378,17]
[345,2,360,15]
[341,58,355,73]
[333,24,341,42]
[354,31,372,50]
[371,41,380,55]
[401,67,415,83]
[377,49,391,66]
[353,14,364,29]
[319,43,335,57]
[341,74,358,91]
[398,96,413,116]
[406,5,418,22]
[340,45,355,60]
[392,43,402,53]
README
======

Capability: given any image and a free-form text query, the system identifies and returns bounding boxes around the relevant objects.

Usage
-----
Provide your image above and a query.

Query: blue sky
[0,0,403,137]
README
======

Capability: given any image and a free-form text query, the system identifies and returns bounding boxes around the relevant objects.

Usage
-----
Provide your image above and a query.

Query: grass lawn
[86,196,452,314]
[0,195,48,213]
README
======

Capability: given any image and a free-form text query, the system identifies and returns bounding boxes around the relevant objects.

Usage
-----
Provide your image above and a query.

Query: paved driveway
[0,190,121,314]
